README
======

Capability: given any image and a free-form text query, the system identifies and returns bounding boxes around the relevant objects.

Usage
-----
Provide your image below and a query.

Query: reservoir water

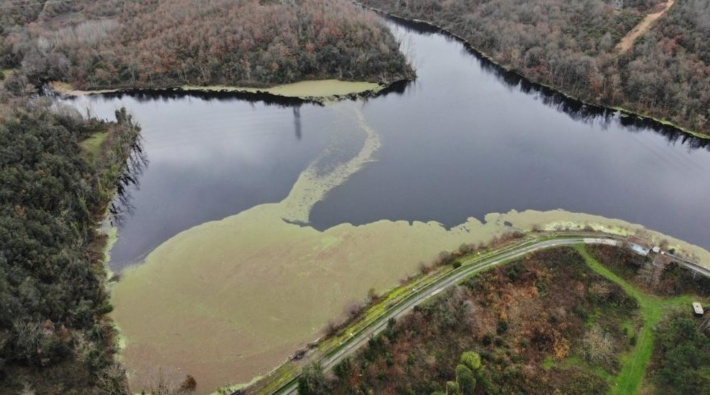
[62,19,710,393]
[66,21,710,271]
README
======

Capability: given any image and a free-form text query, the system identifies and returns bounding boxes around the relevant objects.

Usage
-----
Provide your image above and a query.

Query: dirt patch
[616,0,675,54]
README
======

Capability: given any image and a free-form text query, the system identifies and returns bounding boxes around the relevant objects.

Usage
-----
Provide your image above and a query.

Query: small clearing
[80,131,109,160]
[576,246,688,395]
[616,0,675,54]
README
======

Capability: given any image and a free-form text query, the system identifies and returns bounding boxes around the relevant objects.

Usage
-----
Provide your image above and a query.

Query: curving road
[268,236,622,395]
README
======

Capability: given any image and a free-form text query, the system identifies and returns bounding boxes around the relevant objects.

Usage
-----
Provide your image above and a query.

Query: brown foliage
[4,0,413,89]
[326,248,631,394]
[362,0,710,135]
[587,244,710,298]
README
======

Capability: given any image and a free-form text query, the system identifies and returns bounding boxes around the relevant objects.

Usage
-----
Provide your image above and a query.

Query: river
[63,19,710,394]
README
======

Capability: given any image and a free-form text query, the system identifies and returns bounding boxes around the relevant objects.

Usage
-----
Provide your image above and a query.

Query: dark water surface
[310,22,710,247]
[67,94,341,268]
[66,21,710,271]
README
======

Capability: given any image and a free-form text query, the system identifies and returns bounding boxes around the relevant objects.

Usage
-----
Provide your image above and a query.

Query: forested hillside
[0,0,414,90]
[362,0,710,135]
[618,0,710,134]
[0,75,141,393]
[298,245,710,395]
[300,248,639,394]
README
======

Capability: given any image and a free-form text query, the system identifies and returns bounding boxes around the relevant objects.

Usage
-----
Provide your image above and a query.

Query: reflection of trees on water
[484,64,710,151]
[100,89,313,106]
[110,138,148,227]
[293,106,302,140]
[90,82,412,108]
[388,16,710,152]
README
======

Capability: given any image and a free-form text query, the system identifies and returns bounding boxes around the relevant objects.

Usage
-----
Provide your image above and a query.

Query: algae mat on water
[111,103,710,394]
[184,79,383,99]
[52,79,382,100]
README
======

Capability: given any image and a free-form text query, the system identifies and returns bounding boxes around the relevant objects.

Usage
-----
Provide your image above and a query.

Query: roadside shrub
[298,362,331,395]
[419,261,432,275]
[346,302,364,320]
[458,243,474,255]
[437,251,456,266]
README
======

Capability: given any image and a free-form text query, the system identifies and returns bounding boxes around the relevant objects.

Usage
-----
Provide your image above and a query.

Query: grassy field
[80,130,109,159]
[576,246,692,395]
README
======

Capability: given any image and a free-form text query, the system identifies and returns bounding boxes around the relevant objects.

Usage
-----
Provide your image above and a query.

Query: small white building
[693,302,705,317]
[629,243,650,256]
[652,246,661,254]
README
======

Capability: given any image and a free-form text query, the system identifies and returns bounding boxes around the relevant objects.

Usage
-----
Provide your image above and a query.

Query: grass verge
[576,245,691,395]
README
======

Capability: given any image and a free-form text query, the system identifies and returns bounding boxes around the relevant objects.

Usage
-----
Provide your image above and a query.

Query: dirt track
[616,0,675,54]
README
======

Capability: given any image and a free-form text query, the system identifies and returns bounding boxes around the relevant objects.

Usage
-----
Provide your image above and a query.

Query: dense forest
[300,248,639,394]
[0,71,141,393]
[362,0,710,135]
[618,0,710,135]
[0,0,414,90]
[651,312,710,394]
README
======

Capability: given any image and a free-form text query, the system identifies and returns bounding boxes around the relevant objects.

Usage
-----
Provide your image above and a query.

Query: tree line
[0,0,414,90]
[362,0,709,135]
[0,72,141,393]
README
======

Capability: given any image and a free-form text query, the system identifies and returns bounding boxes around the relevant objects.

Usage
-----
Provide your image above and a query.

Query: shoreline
[113,204,710,394]
[241,223,709,394]
[49,78,410,104]
[371,9,710,141]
